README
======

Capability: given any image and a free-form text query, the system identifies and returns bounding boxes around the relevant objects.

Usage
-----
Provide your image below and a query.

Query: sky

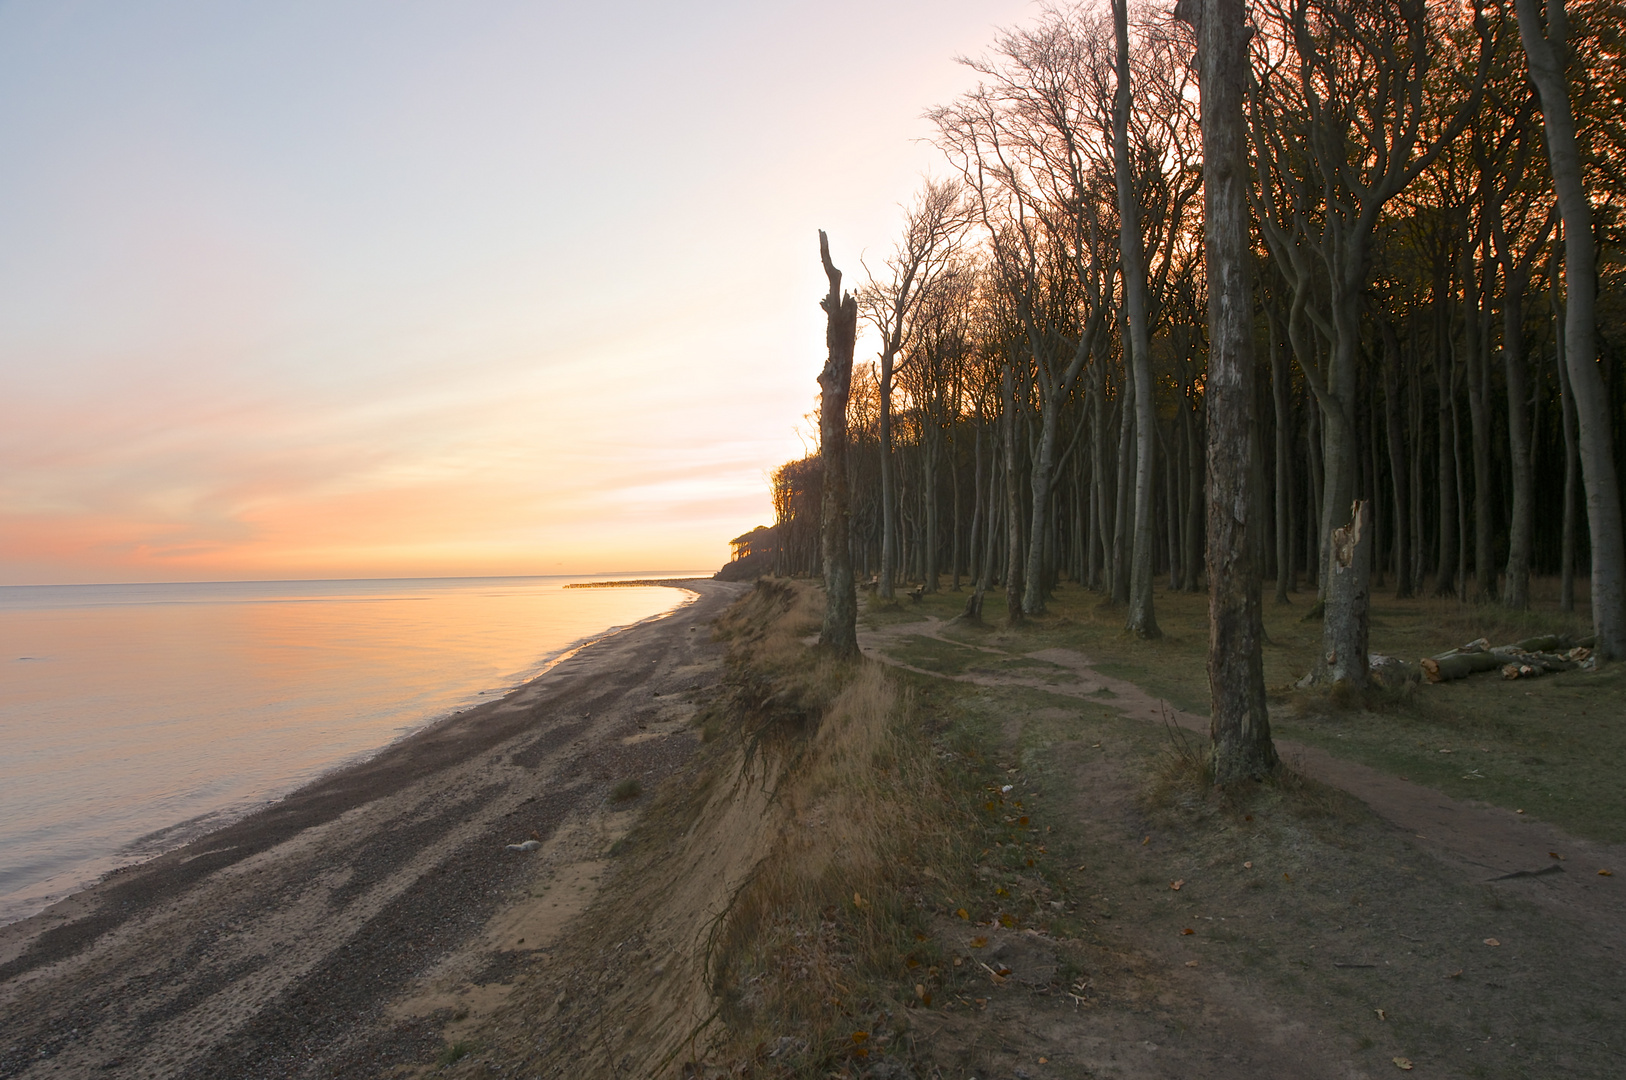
[0,0,1043,585]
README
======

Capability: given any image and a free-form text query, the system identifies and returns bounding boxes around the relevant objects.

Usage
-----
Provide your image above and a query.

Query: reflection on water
[0,575,694,924]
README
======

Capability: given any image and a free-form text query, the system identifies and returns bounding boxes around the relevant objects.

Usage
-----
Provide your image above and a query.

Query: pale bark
[1311,500,1372,689]
[1002,362,1025,624]
[1379,321,1413,598]
[1179,0,1276,783]
[1515,0,1626,658]
[1268,302,1294,603]
[816,232,859,657]
[1115,0,1161,639]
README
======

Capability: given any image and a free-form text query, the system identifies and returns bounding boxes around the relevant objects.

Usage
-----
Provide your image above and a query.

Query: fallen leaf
[854,1048,869,1058]
[1181,928,1195,935]
[1244,814,1254,822]
[1018,816,1030,826]
[1171,879,1185,891]
[1376,1008,1387,1020]
[1600,869,1614,877]
[1075,865,1087,872]
[1185,960,1199,967]
[952,957,962,967]
[970,937,988,948]
[956,908,970,919]
[915,983,927,1000]
[1393,1057,1414,1071]
[1143,835,1151,846]
[853,892,864,907]
[1244,861,1254,869]
[915,931,928,941]
[1283,873,1293,882]
[1516,809,1525,814]
[1549,852,1564,860]
[1445,969,1463,979]
[1039,1057,1048,1065]
[1026,858,1035,867]
[1483,938,1501,947]
[851,1031,869,1045]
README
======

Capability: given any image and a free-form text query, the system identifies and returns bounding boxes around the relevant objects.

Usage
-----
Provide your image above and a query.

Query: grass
[435,1039,477,1067]
[609,778,643,802]
[865,577,1626,844]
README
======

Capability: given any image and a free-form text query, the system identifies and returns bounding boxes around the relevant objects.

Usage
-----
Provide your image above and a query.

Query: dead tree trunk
[1310,500,1372,690]
[1180,0,1276,783]
[816,231,859,658]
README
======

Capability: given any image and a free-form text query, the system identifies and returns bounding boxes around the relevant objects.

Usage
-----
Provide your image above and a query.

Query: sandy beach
[0,579,746,1079]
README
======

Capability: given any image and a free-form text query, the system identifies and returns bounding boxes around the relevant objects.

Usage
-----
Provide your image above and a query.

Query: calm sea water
[0,574,698,925]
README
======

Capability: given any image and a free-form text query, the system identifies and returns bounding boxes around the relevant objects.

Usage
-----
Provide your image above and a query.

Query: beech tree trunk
[1181,0,1276,784]
[1516,0,1626,659]
[1269,304,1294,603]
[1380,321,1413,598]
[1002,362,1025,624]
[878,365,898,599]
[816,231,859,657]
[1501,249,1533,610]
[1116,0,1161,638]
[1312,500,1372,689]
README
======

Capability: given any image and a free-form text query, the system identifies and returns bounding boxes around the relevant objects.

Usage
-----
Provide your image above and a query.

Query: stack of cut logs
[1420,635,1596,683]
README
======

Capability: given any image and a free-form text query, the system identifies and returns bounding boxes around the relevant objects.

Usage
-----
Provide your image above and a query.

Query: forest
[763,0,1626,661]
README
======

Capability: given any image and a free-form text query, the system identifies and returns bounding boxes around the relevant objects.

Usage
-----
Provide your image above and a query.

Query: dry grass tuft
[696,582,960,1073]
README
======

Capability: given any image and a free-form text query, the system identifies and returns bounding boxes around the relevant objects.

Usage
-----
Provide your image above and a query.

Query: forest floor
[840,580,1626,1079]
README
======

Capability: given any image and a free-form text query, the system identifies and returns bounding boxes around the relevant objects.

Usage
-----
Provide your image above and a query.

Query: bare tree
[1179,0,1278,783]
[1514,0,1626,658]
[861,179,968,601]
[1115,0,1162,638]
[817,231,860,658]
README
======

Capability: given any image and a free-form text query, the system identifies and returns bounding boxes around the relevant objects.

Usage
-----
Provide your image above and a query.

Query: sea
[0,573,700,926]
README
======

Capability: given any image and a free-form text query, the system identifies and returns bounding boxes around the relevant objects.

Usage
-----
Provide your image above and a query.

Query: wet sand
[0,579,746,1079]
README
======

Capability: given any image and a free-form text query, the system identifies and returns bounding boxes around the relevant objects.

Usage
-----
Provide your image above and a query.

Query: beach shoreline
[0,577,745,1080]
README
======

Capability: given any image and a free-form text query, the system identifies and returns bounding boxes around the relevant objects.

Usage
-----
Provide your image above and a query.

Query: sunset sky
[0,0,1037,584]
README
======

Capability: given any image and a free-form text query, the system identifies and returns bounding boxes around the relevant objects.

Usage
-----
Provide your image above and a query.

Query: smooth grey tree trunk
[1115,0,1160,638]
[1434,327,1459,596]
[878,368,898,599]
[1269,305,1294,603]
[1516,0,1626,657]
[1500,242,1534,610]
[1003,362,1025,624]
[1180,0,1276,783]
[1380,321,1413,598]
[1112,370,1135,605]
[816,232,859,657]
[1556,298,1579,612]
[1463,251,1497,601]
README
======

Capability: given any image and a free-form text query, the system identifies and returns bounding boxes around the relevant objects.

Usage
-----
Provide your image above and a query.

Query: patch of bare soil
[861,616,1626,1079]
[0,581,747,1080]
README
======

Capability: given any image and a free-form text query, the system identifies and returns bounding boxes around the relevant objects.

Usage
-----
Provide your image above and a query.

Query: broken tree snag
[1310,500,1372,690]
[1188,0,1277,784]
[816,230,860,658]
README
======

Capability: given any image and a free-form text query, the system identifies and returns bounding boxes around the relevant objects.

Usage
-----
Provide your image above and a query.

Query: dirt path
[0,580,747,1080]
[860,613,1626,1079]
[860,615,1626,948]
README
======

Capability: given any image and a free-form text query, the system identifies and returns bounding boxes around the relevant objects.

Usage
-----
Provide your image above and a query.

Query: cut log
[1422,651,1503,682]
